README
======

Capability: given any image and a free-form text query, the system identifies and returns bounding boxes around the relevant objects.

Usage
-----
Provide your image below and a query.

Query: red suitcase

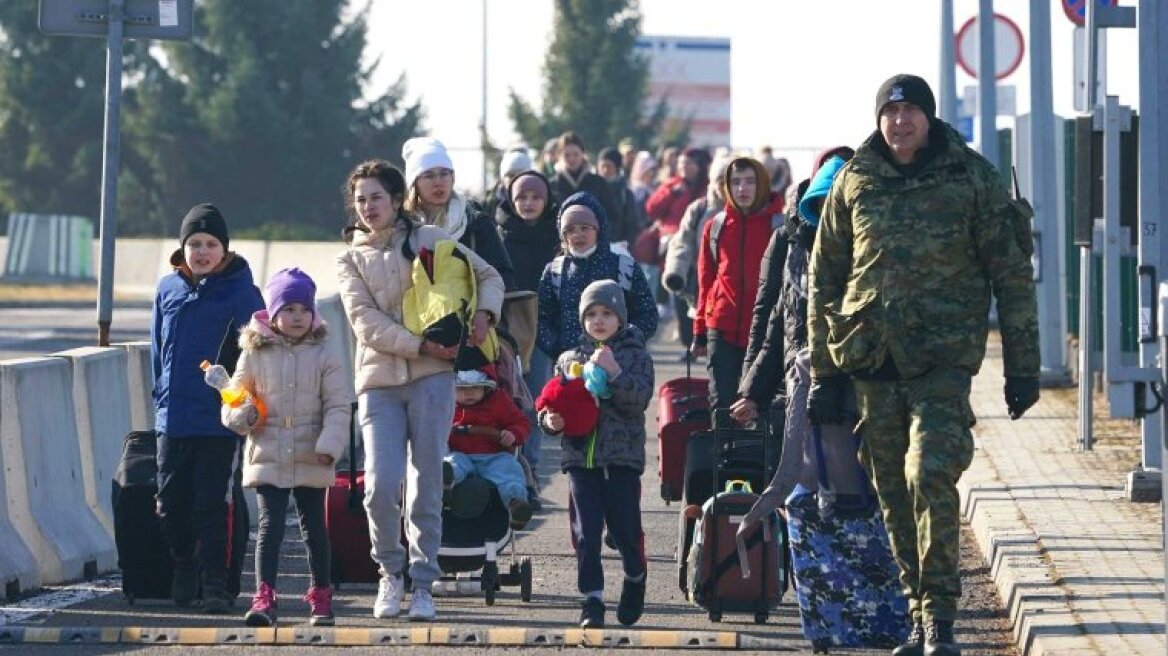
[325,403,381,586]
[657,356,710,503]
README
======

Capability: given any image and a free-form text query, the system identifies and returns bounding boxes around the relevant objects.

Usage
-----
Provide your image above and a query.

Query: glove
[807,375,848,426]
[1004,376,1040,420]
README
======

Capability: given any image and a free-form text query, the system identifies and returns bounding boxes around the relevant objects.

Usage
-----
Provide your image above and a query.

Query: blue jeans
[522,347,553,474]
[445,452,528,506]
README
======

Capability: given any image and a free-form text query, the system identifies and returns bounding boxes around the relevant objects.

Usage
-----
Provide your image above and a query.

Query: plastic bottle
[200,360,248,406]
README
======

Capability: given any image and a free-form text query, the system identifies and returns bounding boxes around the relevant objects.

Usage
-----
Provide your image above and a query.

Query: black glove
[1004,376,1040,420]
[807,375,848,426]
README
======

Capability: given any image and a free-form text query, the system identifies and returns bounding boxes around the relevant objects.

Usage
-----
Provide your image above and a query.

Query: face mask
[568,244,597,258]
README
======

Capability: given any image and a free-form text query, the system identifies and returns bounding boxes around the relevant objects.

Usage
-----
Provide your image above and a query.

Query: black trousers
[567,466,646,595]
[156,435,239,589]
[707,331,746,410]
[255,486,331,589]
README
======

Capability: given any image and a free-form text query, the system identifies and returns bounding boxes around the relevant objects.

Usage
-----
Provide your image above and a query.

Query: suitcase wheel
[753,610,767,624]
[812,638,831,654]
[707,601,721,623]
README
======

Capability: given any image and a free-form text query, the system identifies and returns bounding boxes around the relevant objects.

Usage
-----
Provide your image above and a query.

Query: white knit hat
[402,137,455,188]
[499,147,533,179]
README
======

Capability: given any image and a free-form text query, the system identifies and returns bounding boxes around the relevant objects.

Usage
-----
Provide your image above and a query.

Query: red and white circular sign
[955,13,1025,80]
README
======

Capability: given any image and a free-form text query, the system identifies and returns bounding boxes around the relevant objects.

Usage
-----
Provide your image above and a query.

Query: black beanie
[179,203,229,250]
[874,74,936,123]
[598,147,623,170]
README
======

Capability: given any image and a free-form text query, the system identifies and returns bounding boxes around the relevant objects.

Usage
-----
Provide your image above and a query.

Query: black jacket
[551,168,618,232]
[460,199,517,292]
[495,199,561,294]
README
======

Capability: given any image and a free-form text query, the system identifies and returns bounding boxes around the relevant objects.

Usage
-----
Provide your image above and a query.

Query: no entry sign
[955,13,1025,80]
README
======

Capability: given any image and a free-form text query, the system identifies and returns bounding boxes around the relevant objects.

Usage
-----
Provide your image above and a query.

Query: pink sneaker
[304,585,334,626]
[244,582,277,627]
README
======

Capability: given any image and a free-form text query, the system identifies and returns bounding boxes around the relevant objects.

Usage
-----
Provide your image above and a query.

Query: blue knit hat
[798,156,848,227]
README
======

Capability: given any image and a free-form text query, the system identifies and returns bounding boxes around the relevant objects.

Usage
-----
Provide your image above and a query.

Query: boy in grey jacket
[539,280,655,629]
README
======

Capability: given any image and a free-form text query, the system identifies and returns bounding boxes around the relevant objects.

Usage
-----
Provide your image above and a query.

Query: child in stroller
[434,368,536,604]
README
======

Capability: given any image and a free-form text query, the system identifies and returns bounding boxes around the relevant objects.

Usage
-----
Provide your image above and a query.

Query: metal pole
[1085,0,1100,109]
[976,0,999,168]
[96,0,124,347]
[1139,0,1167,472]
[1028,0,1069,382]
[480,0,488,195]
[938,0,958,125]
[1079,241,1094,451]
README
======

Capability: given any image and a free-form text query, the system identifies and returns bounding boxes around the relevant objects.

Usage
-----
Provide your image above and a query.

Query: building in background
[635,36,732,148]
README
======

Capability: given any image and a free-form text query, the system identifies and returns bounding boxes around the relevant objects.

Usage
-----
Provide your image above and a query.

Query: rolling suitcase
[111,430,249,603]
[657,355,709,502]
[786,426,909,653]
[325,402,381,585]
[682,409,786,623]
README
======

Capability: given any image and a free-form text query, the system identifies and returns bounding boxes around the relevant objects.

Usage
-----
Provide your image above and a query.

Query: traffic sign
[955,13,1025,80]
[1062,0,1119,27]
[39,0,193,40]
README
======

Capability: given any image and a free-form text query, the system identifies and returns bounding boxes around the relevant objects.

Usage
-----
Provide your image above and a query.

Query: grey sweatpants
[359,372,455,591]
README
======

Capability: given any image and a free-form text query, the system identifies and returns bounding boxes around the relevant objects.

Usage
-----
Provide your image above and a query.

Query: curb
[0,299,153,310]
[959,451,1089,656]
[0,626,744,648]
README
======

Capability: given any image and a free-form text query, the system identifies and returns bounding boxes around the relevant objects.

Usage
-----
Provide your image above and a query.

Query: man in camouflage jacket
[806,74,1040,656]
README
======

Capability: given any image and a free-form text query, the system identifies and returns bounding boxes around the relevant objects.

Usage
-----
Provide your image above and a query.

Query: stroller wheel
[482,562,499,606]
[519,557,533,602]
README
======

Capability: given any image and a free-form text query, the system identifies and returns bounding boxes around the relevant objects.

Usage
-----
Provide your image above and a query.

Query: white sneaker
[408,588,436,621]
[373,576,404,618]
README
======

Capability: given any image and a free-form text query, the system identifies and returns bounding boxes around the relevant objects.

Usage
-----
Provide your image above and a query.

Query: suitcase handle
[723,479,753,494]
[347,401,361,512]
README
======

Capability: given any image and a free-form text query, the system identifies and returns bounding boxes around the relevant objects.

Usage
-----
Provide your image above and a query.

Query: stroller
[433,473,533,605]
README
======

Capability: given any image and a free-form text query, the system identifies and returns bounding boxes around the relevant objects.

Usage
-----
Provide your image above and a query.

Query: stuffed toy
[534,363,600,438]
[582,361,611,399]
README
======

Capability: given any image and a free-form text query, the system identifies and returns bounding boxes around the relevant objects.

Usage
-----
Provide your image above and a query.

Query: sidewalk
[962,335,1165,655]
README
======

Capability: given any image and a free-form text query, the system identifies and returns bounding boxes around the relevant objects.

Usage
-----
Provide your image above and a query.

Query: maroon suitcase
[325,403,381,586]
[657,356,710,503]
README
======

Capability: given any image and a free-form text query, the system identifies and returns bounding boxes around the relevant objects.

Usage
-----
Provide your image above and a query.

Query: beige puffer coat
[231,312,354,489]
[336,220,504,395]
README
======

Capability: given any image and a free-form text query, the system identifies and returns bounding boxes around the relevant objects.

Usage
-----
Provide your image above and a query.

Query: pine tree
[0,4,107,221]
[508,0,670,154]
[120,0,424,238]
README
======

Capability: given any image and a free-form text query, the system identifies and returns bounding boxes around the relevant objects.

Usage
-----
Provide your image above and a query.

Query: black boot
[924,620,961,656]
[579,597,605,628]
[170,558,199,607]
[616,575,646,626]
[891,619,925,656]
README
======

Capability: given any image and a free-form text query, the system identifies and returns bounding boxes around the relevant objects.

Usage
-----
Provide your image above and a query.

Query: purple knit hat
[266,267,316,318]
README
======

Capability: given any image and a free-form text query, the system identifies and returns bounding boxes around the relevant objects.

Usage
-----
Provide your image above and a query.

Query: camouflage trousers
[852,366,974,624]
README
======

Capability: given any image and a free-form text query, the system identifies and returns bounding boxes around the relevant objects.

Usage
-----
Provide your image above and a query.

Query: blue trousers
[445,452,528,506]
[567,466,646,595]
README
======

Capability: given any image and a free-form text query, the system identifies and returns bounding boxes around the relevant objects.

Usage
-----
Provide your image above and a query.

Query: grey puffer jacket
[546,324,654,473]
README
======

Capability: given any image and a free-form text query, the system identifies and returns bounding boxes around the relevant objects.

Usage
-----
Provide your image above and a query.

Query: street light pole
[480,0,489,194]
[938,0,958,125]
[96,0,125,347]
[976,0,999,168]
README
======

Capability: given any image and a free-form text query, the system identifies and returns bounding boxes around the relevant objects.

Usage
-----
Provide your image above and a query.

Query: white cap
[402,137,455,188]
[455,369,498,390]
[499,147,534,179]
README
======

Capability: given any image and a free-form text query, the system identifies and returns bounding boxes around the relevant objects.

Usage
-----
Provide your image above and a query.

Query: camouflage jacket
[807,122,1039,380]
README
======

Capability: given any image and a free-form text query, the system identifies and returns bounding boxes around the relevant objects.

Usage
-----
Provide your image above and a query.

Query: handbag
[632,222,662,265]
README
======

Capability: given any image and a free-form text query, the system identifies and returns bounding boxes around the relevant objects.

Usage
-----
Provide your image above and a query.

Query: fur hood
[239,309,328,351]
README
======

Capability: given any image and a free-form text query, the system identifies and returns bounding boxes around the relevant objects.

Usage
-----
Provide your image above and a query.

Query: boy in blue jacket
[151,203,264,613]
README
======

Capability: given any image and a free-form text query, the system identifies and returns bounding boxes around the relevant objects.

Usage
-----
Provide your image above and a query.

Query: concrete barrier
[316,294,355,399]
[0,361,40,597]
[114,341,155,431]
[0,357,117,585]
[110,238,169,298]
[231,240,270,289]
[52,347,132,537]
[267,242,344,297]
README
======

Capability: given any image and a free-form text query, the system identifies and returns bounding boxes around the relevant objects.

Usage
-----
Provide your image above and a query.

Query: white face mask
[568,244,598,258]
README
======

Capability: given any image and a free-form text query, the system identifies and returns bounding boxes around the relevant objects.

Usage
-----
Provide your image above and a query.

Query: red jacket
[645,175,705,235]
[449,389,531,455]
[694,192,786,348]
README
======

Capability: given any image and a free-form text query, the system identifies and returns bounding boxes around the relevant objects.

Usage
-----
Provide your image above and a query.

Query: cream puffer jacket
[231,312,354,489]
[336,219,504,395]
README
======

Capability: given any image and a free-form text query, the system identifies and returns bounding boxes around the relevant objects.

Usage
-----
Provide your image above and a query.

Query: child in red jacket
[444,369,534,527]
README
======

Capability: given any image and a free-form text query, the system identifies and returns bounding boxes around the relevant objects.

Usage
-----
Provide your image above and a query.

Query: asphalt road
[0,315,1018,654]
[0,303,152,360]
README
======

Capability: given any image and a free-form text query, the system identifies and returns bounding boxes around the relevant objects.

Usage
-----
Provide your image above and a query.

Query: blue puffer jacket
[152,251,265,439]
[536,192,658,359]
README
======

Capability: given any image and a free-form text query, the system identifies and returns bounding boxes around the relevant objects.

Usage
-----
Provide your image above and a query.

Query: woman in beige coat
[336,160,504,622]
[225,267,353,628]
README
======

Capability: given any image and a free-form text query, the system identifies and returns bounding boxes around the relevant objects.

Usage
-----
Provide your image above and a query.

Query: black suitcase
[111,430,250,604]
[683,419,778,506]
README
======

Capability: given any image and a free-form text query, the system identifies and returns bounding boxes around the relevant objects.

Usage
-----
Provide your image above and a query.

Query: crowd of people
[148,73,1040,655]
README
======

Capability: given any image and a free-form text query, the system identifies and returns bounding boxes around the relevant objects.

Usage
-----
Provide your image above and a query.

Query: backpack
[707,211,785,263]
[402,239,499,365]
[548,250,638,296]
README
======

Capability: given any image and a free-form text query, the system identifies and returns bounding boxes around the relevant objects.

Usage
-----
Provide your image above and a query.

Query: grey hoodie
[547,324,654,473]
